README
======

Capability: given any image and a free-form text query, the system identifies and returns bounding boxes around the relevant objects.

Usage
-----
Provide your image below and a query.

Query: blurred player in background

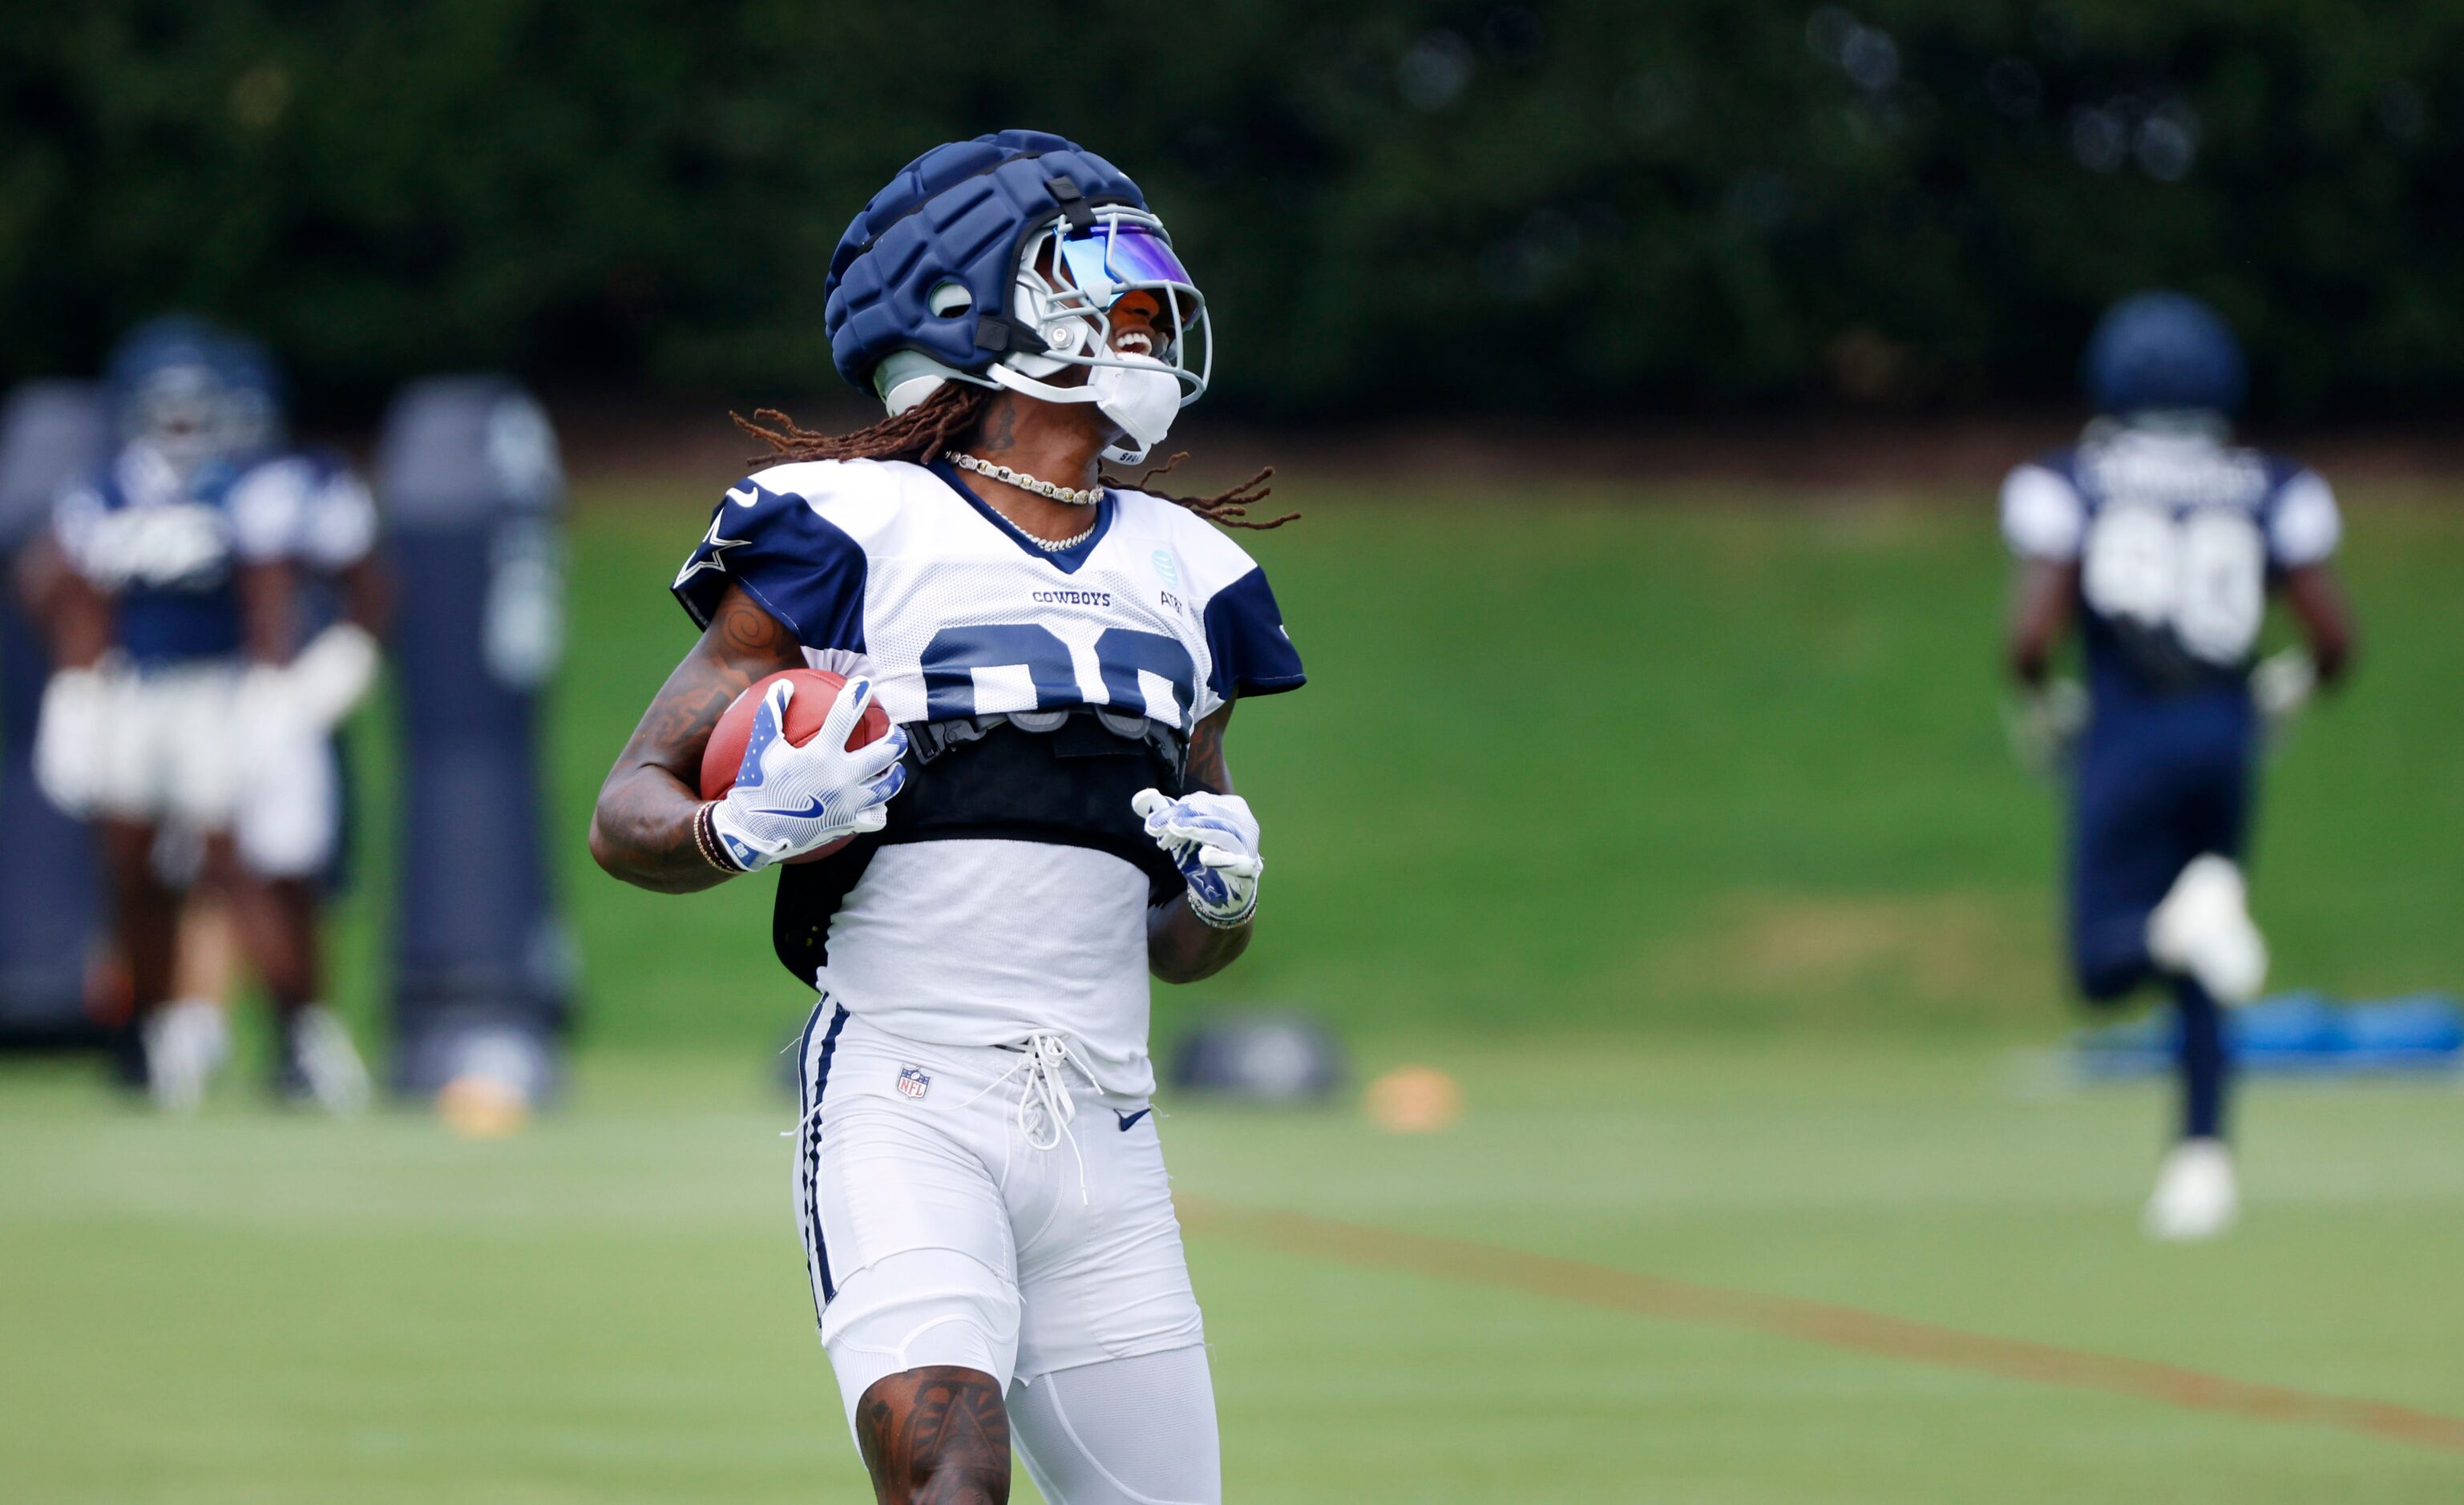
[2001,293,2356,1240]
[224,371,388,1105]
[30,317,378,1111]
[591,131,1299,1503]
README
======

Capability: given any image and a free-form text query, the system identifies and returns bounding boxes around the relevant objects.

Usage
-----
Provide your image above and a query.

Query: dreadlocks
[733,385,1298,531]
[1097,452,1294,531]
[733,382,994,470]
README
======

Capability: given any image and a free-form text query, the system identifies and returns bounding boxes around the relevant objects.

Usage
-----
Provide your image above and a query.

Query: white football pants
[232,726,341,879]
[791,999,1218,1502]
[92,664,240,828]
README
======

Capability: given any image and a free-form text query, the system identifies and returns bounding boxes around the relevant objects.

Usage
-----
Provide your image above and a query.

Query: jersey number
[922,624,1196,726]
[2082,506,2265,665]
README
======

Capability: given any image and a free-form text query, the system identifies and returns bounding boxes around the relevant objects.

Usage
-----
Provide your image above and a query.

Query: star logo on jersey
[896,1065,931,1099]
[672,502,753,591]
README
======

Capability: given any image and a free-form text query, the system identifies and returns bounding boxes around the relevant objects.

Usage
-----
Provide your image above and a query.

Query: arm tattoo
[1148,702,1253,982]
[587,584,804,893]
[854,1366,1010,1504]
[1182,707,1230,796]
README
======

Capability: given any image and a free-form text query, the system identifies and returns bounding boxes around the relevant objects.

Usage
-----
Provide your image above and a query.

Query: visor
[1057,219,1195,309]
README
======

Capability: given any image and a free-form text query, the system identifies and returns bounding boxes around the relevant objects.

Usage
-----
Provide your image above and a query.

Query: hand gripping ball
[698,669,895,863]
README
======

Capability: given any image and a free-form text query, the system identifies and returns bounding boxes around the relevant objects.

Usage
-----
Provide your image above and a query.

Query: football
[698,669,895,863]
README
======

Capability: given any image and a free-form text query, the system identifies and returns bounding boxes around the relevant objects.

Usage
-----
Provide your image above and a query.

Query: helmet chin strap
[986,359,1173,466]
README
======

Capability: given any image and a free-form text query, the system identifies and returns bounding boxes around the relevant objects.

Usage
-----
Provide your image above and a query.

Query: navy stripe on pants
[797,998,850,1320]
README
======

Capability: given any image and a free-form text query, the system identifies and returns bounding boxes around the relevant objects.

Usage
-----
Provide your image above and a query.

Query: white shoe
[2144,1137,2238,1241]
[143,999,230,1112]
[280,1006,373,1114]
[2147,854,2268,1003]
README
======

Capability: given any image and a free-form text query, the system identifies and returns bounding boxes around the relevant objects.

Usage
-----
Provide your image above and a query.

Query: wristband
[693,802,745,875]
[1186,889,1255,930]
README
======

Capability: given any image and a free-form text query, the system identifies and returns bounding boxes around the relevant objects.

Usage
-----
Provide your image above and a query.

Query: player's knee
[855,1365,1010,1504]
[2070,930,2148,1003]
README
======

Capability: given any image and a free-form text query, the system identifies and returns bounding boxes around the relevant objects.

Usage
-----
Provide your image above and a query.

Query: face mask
[1087,353,1181,455]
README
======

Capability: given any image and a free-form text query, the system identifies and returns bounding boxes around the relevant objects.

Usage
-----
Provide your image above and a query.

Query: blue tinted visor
[1056,220,1195,310]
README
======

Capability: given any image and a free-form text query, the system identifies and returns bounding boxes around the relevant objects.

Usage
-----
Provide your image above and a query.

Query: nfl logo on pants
[896,1066,931,1099]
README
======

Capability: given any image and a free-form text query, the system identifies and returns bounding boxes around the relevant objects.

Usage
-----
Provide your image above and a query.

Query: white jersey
[673,456,1303,1091]
[228,449,379,572]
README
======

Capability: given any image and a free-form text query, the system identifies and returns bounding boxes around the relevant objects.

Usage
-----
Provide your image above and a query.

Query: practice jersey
[54,439,287,667]
[673,456,1304,1090]
[228,449,378,573]
[2001,423,2339,713]
[229,448,380,646]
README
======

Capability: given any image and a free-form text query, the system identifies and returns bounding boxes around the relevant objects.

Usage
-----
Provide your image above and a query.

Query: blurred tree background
[3,0,2458,422]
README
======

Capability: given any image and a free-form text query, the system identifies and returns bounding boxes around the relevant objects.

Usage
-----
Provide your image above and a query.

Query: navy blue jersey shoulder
[1203,567,1306,701]
[672,478,866,652]
[2031,446,2085,488]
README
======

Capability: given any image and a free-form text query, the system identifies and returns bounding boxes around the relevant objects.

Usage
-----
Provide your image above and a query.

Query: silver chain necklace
[1024,516,1099,552]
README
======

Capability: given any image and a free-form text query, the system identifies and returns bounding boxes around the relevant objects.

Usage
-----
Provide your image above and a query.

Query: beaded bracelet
[693,803,742,875]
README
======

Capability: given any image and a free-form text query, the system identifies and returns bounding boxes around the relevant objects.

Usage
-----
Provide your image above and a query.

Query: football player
[34,318,373,1110]
[591,131,1301,1504]
[2001,293,2355,1240]
[224,389,386,1105]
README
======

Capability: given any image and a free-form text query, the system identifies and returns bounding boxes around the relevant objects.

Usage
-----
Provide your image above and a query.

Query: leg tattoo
[855,1366,1010,1504]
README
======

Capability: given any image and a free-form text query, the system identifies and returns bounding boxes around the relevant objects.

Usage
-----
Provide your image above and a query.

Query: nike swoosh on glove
[707,676,909,872]
[1131,788,1262,928]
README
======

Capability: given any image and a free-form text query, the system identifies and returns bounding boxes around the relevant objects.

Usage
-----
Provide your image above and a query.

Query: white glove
[707,676,908,872]
[236,623,381,752]
[235,661,311,761]
[2003,677,2088,778]
[287,623,381,729]
[2251,648,2316,728]
[1132,788,1262,928]
[34,666,111,816]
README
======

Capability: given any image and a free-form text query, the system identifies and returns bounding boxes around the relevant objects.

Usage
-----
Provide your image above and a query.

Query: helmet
[823,129,1209,462]
[2081,292,2247,417]
[105,314,285,472]
[211,331,289,455]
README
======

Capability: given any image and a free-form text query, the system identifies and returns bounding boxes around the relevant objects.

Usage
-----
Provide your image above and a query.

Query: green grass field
[5,479,2462,1500]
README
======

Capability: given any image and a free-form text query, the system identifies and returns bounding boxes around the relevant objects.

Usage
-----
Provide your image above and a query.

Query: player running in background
[591,131,1299,1504]
[32,318,375,1110]
[2001,293,2355,1240]
[224,409,388,1104]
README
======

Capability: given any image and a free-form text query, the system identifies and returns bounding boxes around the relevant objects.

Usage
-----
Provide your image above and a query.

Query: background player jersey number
[2081,506,2265,665]
[922,623,1196,726]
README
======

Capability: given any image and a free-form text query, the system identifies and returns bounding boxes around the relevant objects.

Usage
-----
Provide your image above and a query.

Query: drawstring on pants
[960,1031,1104,1205]
[783,1026,1112,1206]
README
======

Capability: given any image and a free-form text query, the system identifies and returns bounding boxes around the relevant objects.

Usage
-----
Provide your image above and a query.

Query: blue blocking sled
[2077,992,2464,1077]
